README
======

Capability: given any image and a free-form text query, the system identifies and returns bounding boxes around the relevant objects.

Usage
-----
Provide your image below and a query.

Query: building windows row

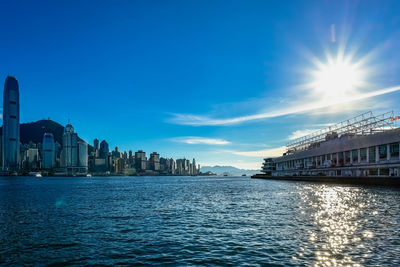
[277,142,400,170]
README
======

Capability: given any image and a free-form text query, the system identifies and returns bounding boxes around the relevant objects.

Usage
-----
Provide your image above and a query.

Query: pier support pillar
[366,147,369,163]
[387,144,391,161]
[376,146,379,163]
[358,149,361,163]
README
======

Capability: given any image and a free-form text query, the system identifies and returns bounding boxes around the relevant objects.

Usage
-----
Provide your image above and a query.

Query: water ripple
[0,177,399,265]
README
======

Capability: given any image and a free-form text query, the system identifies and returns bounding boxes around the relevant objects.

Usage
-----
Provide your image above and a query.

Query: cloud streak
[227,146,286,157]
[288,129,318,140]
[171,136,231,145]
[169,85,400,126]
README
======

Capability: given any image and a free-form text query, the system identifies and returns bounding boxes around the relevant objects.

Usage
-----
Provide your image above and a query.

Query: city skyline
[1,75,200,176]
[2,1,400,169]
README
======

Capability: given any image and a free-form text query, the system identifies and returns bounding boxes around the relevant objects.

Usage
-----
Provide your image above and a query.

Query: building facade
[60,124,88,174]
[42,133,56,169]
[2,76,20,172]
[262,112,400,178]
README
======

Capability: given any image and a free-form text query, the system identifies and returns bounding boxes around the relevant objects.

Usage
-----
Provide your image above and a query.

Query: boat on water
[242,174,246,176]
[28,172,42,177]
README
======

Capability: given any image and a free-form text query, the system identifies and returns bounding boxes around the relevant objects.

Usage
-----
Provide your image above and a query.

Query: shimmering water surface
[1,176,399,266]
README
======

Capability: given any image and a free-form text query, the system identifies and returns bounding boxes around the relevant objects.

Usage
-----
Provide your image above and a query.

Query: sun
[311,57,365,101]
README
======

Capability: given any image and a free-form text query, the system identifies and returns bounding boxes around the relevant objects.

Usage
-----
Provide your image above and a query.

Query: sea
[0,176,399,266]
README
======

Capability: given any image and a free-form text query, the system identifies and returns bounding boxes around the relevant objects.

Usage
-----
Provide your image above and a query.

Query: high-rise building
[78,140,88,171]
[100,140,109,158]
[176,159,184,175]
[171,159,176,175]
[114,157,125,174]
[149,152,160,171]
[93,139,99,151]
[61,124,78,167]
[192,158,197,175]
[42,133,56,169]
[2,76,20,172]
[60,124,87,174]
[135,150,147,171]
[25,148,39,170]
[112,146,121,159]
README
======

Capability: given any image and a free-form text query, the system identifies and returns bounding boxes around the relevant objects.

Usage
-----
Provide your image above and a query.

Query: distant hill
[200,165,260,176]
[0,119,92,152]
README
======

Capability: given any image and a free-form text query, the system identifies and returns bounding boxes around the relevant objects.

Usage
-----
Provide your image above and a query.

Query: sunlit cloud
[169,85,400,126]
[171,136,231,145]
[226,146,286,157]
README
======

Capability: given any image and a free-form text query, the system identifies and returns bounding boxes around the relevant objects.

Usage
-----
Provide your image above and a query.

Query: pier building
[262,111,400,177]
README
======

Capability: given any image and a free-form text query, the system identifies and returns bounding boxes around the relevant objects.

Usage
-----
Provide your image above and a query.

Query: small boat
[35,173,42,178]
[242,174,246,176]
[86,174,92,178]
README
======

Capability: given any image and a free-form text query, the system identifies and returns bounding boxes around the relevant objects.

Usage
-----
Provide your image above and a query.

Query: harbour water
[1,176,399,266]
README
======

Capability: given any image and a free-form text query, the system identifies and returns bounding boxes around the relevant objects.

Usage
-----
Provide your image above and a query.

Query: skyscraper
[78,140,88,171]
[99,140,109,158]
[42,133,56,169]
[60,124,78,167]
[60,124,88,174]
[93,139,99,151]
[2,76,20,172]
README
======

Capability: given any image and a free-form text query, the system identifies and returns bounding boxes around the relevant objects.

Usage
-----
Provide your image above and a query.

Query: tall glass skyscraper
[2,76,20,172]
[42,133,56,169]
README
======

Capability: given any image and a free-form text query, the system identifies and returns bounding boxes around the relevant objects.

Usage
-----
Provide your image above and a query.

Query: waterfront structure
[2,76,20,172]
[42,133,56,169]
[262,111,400,177]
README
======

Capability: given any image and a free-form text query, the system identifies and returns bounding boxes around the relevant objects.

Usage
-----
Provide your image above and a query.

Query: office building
[2,76,20,172]
[42,133,56,169]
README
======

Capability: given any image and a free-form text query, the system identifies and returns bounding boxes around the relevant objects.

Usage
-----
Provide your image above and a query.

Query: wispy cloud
[288,129,317,140]
[171,136,231,145]
[227,146,286,157]
[169,85,400,126]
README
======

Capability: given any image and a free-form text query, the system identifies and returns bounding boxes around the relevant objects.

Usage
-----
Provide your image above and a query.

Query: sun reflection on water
[297,185,376,267]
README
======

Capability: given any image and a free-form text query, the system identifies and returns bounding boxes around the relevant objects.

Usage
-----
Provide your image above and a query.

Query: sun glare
[312,58,364,101]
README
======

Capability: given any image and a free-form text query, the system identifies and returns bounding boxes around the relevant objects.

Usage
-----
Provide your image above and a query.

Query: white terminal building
[262,111,400,177]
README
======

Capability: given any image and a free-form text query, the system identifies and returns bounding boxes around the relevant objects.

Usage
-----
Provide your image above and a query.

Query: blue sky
[1,0,400,169]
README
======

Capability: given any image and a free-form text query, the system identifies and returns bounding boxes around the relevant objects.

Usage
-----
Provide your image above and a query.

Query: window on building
[370,168,378,175]
[380,168,389,176]
[379,145,387,159]
[345,151,351,164]
[352,150,358,163]
[369,147,376,163]
[390,143,399,158]
[338,152,344,166]
[360,148,367,161]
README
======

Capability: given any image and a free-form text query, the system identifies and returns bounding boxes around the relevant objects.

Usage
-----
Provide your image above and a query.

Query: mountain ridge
[200,165,260,176]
